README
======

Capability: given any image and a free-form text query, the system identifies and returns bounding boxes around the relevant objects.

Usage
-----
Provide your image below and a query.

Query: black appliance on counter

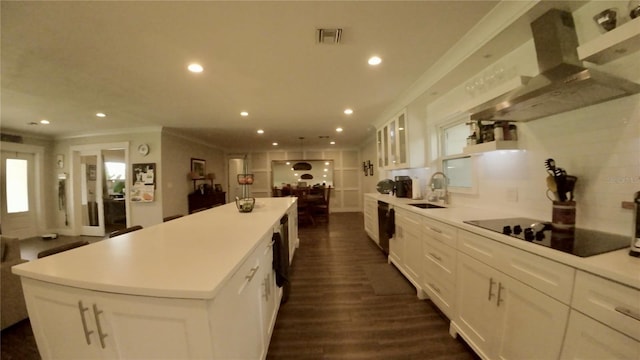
[377,201,394,255]
[464,217,629,257]
[394,176,412,198]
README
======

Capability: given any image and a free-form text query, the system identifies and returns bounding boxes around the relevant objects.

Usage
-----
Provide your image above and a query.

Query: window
[6,159,29,213]
[104,162,126,180]
[439,113,477,194]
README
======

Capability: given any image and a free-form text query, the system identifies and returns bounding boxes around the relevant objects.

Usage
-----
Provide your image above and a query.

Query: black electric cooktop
[464,217,629,257]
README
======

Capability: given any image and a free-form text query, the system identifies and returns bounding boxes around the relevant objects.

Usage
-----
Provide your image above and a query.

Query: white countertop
[13,198,296,300]
[367,193,640,289]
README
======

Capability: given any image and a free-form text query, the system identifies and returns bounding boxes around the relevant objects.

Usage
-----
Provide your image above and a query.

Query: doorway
[1,150,38,238]
[71,143,129,237]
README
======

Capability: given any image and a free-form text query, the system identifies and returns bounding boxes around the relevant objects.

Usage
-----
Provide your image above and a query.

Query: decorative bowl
[235,197,256,213]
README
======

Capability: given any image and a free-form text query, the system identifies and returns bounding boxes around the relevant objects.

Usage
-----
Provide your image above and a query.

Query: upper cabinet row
[377,108,426,170]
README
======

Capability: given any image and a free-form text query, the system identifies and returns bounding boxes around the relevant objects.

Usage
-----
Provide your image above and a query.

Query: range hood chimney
[469,9,640,121]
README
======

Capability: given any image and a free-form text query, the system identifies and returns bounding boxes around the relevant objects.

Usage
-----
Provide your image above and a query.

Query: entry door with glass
[1,151,37,239]
[79,152,105,237]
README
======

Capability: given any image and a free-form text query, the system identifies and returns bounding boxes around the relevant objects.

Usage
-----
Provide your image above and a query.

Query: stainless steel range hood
[470,9,640,122]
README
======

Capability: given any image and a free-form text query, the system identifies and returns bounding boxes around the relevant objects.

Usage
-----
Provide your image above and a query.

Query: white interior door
[1,150,38,239]
[228,157,245,200]
[80,152,105,237]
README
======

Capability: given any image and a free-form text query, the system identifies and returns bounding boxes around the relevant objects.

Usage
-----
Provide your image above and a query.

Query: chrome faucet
[428,171,449,204]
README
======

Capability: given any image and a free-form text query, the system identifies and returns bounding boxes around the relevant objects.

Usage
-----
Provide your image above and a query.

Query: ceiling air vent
[316,28,342,44]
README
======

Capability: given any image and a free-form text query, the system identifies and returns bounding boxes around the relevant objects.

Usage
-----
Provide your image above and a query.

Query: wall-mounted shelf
[577,17,640,64]
[463,140,519,154]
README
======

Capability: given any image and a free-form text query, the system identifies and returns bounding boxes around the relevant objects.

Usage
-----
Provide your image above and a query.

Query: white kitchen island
[13,197,298,360]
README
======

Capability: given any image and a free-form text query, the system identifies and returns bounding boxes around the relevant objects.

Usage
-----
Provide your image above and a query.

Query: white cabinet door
[494,273,569,360]
[401,213,422,285]
[364,197,379,244]
[561,310,640,360]
[98,293,213,359]
[210,240,265,359]
[261,237,279,343]
[454,252,497,360]
[23,278,213,360]
[23,279,106,359]
[455,252,569,360]
[377,109,409,169]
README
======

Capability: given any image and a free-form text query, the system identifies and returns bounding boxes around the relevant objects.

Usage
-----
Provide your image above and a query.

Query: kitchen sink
[409,203,445,209]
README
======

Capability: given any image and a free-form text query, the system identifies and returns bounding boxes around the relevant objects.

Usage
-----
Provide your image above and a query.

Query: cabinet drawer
[422,217,456,246]
[423,266,455,319]
[572,271,640,341]
[458,230,574,304]
[457,230,502,266]
[396,209,421,237]
[499,241,574,304]
[423,236,456,276]
[561,310,640,359]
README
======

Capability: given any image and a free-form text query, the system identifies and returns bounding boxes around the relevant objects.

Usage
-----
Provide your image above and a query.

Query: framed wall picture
[191,158,206,179]
[87,164,96,181]
[132,163,156,186]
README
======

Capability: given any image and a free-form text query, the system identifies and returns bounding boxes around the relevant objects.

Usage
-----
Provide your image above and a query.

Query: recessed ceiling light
[40,119,50,125]
[344,109,353,115]
[325,162,330,165]
[187,63,203,73]
[240,111,249,117]
[96,113,106,118]
[368,56,382,66]
[272,142,278,146]
[330,141,336,145]
[286,162,291,165]
[257,129,264,134]
[336,127,343,132]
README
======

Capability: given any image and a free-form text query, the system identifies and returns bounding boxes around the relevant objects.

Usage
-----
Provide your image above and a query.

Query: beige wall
[161,131,226,218]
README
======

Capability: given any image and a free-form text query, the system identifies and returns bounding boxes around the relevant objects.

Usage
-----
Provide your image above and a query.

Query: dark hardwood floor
[1,212,477,359]
[267,212,477,360]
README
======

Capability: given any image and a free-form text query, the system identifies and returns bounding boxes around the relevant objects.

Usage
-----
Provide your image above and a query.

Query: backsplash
[446,94,638,236]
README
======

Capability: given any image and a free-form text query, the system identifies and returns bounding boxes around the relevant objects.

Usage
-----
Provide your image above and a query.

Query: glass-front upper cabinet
[376,109,409,169]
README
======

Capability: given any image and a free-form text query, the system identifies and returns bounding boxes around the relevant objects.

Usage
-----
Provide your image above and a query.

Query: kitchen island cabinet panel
[209,232,268,359]
[23,278,213,360]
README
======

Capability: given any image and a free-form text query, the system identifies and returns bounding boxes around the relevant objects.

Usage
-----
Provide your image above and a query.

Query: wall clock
[137,143,150,156]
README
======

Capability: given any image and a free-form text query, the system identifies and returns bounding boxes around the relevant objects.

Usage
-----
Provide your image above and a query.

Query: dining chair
[37,240,90,258]
[311,186,332,222]
[295,188,315,226]
[163,214,183,222]
[108,225,143,238]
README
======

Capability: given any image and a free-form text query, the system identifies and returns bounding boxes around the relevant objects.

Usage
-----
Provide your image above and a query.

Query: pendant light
[293,137,312,171]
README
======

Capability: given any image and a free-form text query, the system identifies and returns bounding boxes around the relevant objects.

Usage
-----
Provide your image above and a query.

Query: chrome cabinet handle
[246,265,260,282]
[488,278,496,301]
[615,306,640,321]
[429,252,442,261]
[92,304,108,349]
[78,301,93,345]
[430,227,443,234]
[497,283,505,307]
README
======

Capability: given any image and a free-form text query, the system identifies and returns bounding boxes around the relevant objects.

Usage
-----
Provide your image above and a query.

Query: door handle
[429,252,442,261]
[92,304,108,349]
[488,278,496,301]
[497,283,505,307]
[246,265,260,282]
[78,301,93,345]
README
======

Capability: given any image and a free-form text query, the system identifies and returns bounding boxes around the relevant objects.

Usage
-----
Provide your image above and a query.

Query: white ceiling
[1,1,509,150]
